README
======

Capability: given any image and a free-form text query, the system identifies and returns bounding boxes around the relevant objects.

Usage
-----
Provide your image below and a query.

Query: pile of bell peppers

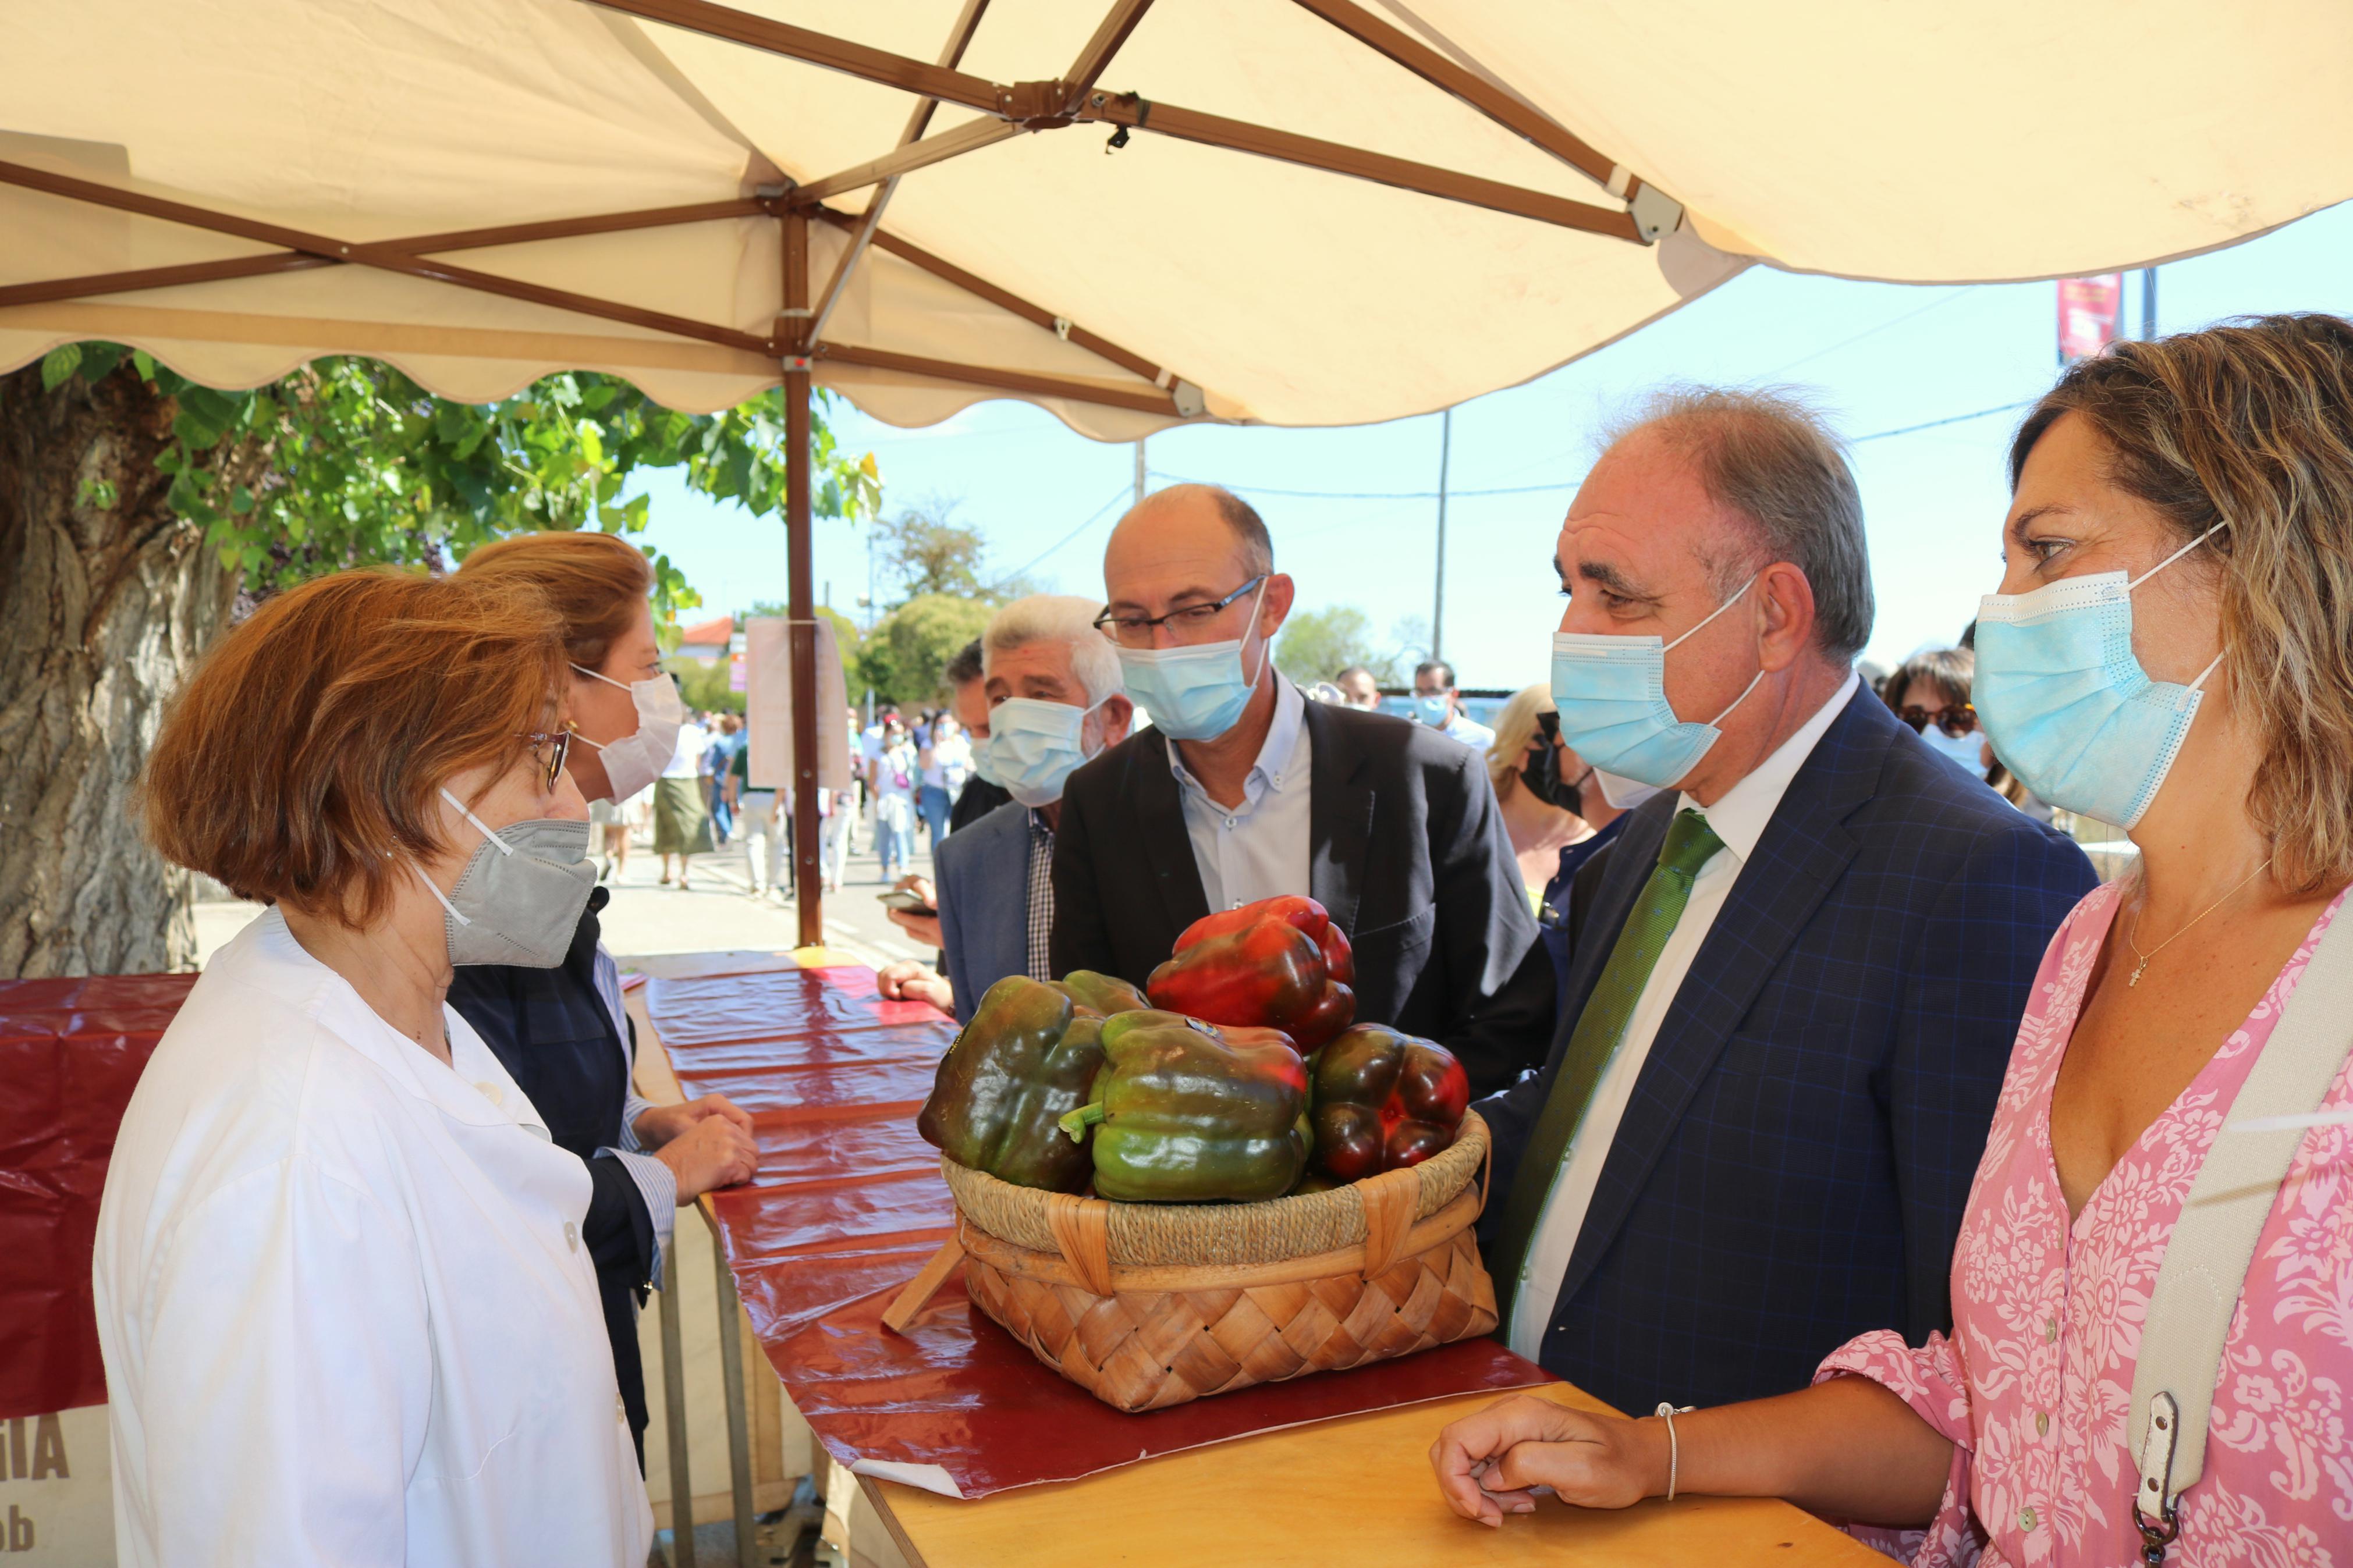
[915,898,1466,1202]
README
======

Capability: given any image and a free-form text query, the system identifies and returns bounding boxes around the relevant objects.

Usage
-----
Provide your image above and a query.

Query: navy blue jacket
[445,888,656,1464]
[935,800,1036,1024]
[1481,690,2098,1412]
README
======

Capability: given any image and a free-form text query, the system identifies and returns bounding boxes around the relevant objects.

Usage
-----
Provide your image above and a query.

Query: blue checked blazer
[1478,689,2098,1413]
[934,800,1035,1025]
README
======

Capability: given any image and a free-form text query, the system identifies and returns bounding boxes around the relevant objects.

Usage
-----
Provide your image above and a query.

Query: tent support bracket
[583,0,1643,240]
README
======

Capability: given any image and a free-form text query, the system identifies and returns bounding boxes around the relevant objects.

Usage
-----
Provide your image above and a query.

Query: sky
[634,199,2353,691]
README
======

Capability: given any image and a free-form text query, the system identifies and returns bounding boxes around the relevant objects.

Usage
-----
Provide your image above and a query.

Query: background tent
[6,0,2348,934]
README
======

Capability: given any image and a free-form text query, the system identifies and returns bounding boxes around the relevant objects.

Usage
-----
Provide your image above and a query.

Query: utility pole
[2142,266,2158,339]
[1431,408,1452,663]
[1133,437,1147,508]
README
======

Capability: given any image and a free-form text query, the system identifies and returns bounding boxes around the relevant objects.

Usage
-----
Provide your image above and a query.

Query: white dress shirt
[1170,677,1314,912]
[96,911,652,1567]
[1509,672,1861,1357]
[1442,711,1497,753]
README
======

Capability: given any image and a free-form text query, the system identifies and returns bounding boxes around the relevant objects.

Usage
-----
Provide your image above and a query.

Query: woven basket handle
[1357,1166,1421,1280]
[1045,1192,1117,1296]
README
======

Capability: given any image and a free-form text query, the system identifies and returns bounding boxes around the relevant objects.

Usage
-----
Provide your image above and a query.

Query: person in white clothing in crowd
[1412,659,1497,752]
[97,567,651,1567]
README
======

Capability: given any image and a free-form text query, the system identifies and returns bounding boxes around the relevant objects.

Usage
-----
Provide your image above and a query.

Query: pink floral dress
[1819,883,2353,1566]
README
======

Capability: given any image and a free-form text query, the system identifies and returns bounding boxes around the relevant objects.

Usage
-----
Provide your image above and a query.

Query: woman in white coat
[95,568,652,1566]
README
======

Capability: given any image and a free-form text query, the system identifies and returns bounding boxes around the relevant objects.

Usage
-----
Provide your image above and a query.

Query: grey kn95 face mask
[413,788,598,968]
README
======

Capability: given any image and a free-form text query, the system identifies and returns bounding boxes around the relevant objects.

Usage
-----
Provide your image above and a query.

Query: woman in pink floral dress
[1432,317,2353,1565]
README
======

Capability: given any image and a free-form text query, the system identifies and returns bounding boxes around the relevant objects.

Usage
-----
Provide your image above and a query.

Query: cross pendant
[2128,958,2148,988]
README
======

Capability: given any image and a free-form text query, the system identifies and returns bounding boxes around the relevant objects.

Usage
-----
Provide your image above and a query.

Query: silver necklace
[2124,858,2273,988]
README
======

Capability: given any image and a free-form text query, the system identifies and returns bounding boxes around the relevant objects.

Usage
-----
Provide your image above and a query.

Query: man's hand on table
[878,960,954,1014]
[637,1096,760,1201]
[886,874,944,948]
[1429,1393,1665,1526]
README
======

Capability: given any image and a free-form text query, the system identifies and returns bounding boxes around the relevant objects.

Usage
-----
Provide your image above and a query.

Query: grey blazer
[934,799,1035,1025]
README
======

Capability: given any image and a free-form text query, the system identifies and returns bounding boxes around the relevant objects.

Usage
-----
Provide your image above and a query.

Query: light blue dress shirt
[1170,678,1314,912]
[588,944,678,1288]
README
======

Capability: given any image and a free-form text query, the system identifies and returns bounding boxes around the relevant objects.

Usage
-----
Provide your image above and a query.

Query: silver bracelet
[1653,1403,1697,1502]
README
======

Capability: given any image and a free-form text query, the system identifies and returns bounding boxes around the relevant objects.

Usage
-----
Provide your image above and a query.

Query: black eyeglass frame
[1092,575,1268,643]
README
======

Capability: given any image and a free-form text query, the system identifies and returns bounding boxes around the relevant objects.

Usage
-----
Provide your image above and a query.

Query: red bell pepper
[1307,1023,1470,1183]
[1145,895,1355,1049]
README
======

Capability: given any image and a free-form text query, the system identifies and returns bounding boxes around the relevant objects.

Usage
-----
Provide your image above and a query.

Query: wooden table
[860,1379,1887,1567]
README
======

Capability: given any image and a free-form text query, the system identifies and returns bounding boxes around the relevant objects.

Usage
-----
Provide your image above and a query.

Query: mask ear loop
[2127,521,2229,591]
[2185,649,2228,692]
[1662,571,1763,653]
[1241,577,1275,687]
[438,787,514,857]
[411,864,473,927]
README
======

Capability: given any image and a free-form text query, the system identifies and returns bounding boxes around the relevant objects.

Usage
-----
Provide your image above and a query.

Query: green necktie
[1489,808,1726,1328]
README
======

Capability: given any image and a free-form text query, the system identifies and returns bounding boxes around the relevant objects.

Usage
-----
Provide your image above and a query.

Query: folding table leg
[711,1212,758,1568]
[657,1277,695,1568]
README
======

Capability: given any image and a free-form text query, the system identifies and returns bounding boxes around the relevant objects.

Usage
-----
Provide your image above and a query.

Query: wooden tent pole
[782,209,825,950]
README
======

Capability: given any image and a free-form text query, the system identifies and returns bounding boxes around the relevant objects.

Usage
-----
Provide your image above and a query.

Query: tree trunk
[0,363,241,978]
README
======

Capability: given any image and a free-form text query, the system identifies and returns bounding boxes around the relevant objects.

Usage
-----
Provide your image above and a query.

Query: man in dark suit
[1051,484,1554,1095]
[1481,388,2096,1415]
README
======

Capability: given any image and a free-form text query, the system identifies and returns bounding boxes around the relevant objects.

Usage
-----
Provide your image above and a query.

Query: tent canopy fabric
[5,0,2347,442]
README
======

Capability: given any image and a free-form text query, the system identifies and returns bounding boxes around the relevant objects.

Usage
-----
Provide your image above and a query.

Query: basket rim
[942,1109,1488,1268]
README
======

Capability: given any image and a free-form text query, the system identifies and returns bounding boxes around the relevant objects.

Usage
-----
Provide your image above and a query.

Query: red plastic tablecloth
[0,973,196,1419]
[647,965,1549,1499]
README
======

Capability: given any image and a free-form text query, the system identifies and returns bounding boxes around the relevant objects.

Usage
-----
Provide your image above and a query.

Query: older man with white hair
[878,595,1131,1021]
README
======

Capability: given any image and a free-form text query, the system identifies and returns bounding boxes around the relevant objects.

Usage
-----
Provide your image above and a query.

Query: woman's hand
[1429,1394,1665,1526]
[632,1094,752,1150]
[878,960,954,1012]
[650,1110,760,1201]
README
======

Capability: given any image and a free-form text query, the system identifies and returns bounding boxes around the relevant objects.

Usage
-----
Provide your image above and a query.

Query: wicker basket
[885,1112,1495,1412]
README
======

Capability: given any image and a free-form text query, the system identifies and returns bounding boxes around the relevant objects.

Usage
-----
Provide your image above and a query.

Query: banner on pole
[2058,274,2123,362]
[745,617,850,795]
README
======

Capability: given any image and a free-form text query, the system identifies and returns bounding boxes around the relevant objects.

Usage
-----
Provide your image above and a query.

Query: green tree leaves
[858,593,995,709]
[1274,604,1421,687]
[38,344,882,633]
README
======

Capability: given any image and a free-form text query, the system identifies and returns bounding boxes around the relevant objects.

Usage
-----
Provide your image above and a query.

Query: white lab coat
[94,910,652,1567]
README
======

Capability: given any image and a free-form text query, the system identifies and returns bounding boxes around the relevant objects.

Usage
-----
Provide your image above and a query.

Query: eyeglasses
[1092,575,1266,646]
[520,729,573,791]
[1897,704,1976,738]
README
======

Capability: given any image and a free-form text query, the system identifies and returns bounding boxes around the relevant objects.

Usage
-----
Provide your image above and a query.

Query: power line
[1148,469,1580,502]
[1141,393,2031,512]
[989,479,1134,587]
[1850,398,2035,443]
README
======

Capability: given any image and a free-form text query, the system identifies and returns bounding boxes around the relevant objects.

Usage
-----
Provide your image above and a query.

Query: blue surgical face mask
[967,731,1006,788]
[1548,574,1762,790]
[1413,694,1451,727]
[1918,724,1987,774]
[1114,581,1270,741]
[1972,524,2226,829]
[986,696,1108,808]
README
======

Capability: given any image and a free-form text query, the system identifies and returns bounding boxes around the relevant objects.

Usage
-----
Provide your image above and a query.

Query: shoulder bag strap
[2130,902,2353,1535]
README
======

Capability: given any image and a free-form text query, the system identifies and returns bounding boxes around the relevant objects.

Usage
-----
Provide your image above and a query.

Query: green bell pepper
[1049,969,1151,1018]
[916,975,1106,1192]
[1057,1009,1309,1203]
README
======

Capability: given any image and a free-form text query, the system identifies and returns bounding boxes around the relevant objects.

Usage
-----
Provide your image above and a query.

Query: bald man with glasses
[1049,483,1555,1096]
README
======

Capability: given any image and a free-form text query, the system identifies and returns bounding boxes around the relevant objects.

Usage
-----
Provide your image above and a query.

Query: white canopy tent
[5,0,2348,938]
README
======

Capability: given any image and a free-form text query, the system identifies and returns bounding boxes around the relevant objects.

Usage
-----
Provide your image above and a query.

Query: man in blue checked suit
[1481,387,2096,1415]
